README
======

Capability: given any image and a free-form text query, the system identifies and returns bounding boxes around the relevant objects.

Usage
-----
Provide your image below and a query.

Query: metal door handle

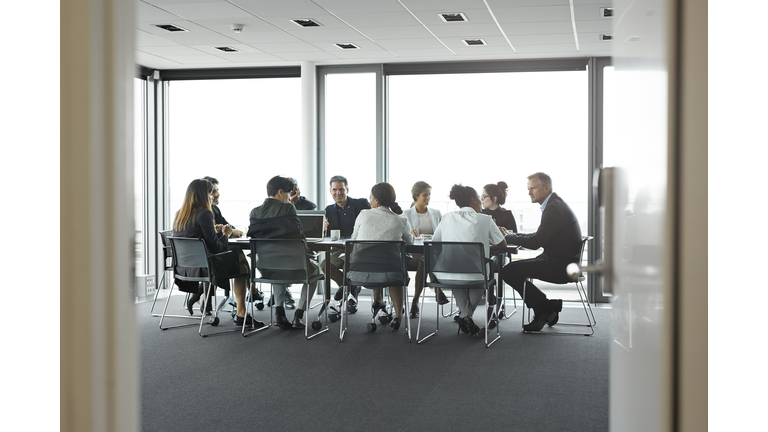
[567,167,616,294]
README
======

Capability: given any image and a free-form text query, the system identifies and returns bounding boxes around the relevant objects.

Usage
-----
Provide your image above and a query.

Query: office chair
[521,236,596,335]
[150,230,180,317]
[339,240,411,343]
[166,237,247,337]
[248,238,326,339]
[416,241,500,348]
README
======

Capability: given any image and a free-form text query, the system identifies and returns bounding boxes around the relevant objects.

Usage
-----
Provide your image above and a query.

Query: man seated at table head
[501,172,582,332]
[288,177,317,211]
[322,175,370,311]
[202,176,244,238]
[247,175,321,330]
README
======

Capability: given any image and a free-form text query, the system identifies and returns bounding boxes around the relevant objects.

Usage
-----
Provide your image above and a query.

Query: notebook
[297,213,325,242]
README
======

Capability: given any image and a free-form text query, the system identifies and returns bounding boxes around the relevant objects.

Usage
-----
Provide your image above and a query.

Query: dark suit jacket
[211,205,233,228]
[505,192,582,260]
[324,197,370,238]
[172,209,232,292]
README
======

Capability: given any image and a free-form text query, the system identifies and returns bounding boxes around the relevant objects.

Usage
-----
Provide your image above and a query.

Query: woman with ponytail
[350,182,415,331]
[480,181,518,234]
[402,181,446,318]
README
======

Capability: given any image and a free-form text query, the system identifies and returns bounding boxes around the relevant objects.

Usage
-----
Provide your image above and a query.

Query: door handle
[566,167,616,294]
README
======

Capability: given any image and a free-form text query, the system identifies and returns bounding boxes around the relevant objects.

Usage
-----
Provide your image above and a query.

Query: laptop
[297,212,325,242]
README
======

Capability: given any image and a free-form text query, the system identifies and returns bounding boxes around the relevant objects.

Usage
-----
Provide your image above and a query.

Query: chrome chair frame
[339,240,411,343]
[521,236,596,336]
[417,241,501,348]
[248,238,326,339]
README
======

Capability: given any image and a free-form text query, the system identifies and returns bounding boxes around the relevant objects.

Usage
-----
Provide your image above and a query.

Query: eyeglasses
[480,194,490,199]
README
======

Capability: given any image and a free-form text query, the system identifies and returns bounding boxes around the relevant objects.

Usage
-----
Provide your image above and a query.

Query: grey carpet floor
[138,295,609,432]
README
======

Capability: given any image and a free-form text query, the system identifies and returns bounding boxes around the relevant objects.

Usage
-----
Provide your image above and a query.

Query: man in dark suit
[321,175,371,312]
[502,172,583,331]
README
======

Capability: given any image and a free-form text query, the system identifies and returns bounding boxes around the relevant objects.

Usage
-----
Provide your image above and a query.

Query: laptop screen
[297,214,325,240]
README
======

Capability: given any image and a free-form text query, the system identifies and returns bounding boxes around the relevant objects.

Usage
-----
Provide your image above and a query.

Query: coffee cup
[330,230,341,241]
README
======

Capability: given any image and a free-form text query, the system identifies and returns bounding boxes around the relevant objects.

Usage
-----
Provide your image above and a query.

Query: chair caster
[209,316,220,326]
[348,304,357,314]
[312,321,322,330]
[329,313,340,323]
[256,302,264,310]
[367,323,377,332]
[379,315,392,324]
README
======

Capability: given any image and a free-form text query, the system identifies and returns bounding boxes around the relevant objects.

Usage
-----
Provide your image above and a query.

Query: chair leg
[306,279,330,340]
[485,289,501,348]
[149,269,167,317]
[158,284,201,330]
[339,284,348,342]
[416,287,438,344]
[243,283,273,337]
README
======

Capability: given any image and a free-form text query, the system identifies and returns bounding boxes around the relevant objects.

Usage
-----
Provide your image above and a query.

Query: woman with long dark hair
[173,178,259,328]
[350,182,414,331]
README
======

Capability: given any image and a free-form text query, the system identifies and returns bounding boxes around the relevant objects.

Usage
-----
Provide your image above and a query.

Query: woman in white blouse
[402,181,446,318]
[350,182,415,331]
[431,184,506,335]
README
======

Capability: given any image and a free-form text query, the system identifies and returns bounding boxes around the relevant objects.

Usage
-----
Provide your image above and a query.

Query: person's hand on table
[214,224,224,232]
[411,228,420,238]
[231,229,244,238]
[498,226,509,236]
[222,224,233,237]
[323,219,329,235]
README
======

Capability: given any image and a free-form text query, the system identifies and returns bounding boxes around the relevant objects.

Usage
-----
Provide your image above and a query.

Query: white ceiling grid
[136,0,613,69]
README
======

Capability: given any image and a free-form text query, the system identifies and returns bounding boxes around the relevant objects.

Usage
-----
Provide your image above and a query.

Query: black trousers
[501,254,575,309]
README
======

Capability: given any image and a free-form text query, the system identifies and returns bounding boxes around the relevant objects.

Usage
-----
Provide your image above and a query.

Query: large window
[388,71,589,234]
[168,78,301,229]
[134,78,146,275]
[323,72,377,206]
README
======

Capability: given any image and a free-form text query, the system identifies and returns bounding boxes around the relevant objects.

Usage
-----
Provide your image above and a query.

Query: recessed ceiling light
[153,24,188,32]
[214,46,239,53]
[334,43,359,50]
[439,13,468,23]
[462,38,486,46]
[600,8,614,18]
[291,18,322,27]
[600,34,613,41]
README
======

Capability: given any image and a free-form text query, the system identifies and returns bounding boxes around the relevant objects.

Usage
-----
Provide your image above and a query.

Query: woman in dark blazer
[481,181,518,234]
[172,178,256,327]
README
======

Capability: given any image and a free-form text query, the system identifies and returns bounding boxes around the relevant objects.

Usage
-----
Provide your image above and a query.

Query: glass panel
[134,78,145,276]
[324,73,377,207]
[168,78,301,230]
[389,71,589,234]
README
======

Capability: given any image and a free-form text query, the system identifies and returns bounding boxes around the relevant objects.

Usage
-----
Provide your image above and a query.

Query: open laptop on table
[297,210,325,242]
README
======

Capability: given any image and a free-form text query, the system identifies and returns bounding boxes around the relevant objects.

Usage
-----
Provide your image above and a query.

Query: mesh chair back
[169,237,211,272]
[250,239,308,272]
[424,242,489,287]
[159,230,173,269]
[344,241,407,287]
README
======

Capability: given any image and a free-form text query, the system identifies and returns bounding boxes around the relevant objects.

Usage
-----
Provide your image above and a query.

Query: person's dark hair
[266,175,295,197]
[483,181,508,206]
[371,182,403,215]
[329,175,348,188]
[410,181,431,208]
[202,176,218,185]
[449,184,479,208]
[173,178,214,231]
[288,177,298,187]
[528,172,552,191]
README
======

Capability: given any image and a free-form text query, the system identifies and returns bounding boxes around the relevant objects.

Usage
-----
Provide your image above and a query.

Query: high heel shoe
[390,317,401,332]
[187,293,201,315]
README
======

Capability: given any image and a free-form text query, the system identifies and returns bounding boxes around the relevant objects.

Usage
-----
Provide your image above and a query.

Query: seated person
[402,180,447,318]
[322,175,370,312]
[349,182,414,331]
[431,184,506,336]
[481,181,518,234]
[247,175,320,330]
[172,178,262,328]
[289,177,317,210]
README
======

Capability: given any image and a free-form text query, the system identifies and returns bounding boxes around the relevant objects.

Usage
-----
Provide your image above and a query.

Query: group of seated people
[172,171,583,336]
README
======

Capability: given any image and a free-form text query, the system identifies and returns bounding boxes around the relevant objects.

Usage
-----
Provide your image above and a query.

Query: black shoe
[200,299,213,316]
[409,304,419,319]
[547,311,560,327]
[285,289,296,309]
[275,315,292,329]
[234,314,265,328]
[248,289,264,302]
[390,317,401,332]
[372,301,386,316]
[487,291,497,306]
[437,290,450,305]
[266,296,274,307]
[334,287,344,301]
[291,316,306,329]
[465,317,480,336]
[524,311,556,332]
[550,299,563,312]
[457,316,469,334]
[488,308,499,330]
[347,297,358,314]
[187,293,201,315]
[285,302,296,310]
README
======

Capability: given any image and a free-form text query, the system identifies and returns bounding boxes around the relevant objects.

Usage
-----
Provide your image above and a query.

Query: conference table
[228,236,520,322]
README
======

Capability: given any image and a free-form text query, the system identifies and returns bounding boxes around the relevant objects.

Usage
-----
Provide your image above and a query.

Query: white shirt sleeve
[489,218,505,245]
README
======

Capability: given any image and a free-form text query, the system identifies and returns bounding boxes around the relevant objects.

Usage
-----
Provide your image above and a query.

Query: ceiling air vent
[153,24,188,32]
[439,13,468,23]
[600,8,614,18]
[462,38,486,46]
[334,43,359,50]
[291,18,322,27]
[599,34,613,41]
[214,46,239,53]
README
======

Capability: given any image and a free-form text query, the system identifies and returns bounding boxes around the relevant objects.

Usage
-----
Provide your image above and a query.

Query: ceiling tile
[400,0,488,12]
[451,45,523,55]
[375,38,446,50]
[137,20,214,36]
[275,51,342,61]
[227,31,305,44]
[206,52,285,62]
[353,25,433,39]
[190,43,265,54]
[161,31,240,45]
[144,0,225,5]
[427,23,503,38]
[491,6,573,23]
[246,41,327,53]
[498,21,573,35]
[334,11,423,27]
[485,0,570,7]
[508,33,576,45]
[514,43,579,54]
[573,20,612,32]
[137,2,185,22]
[313,0,408,13]
[232,0,333,18]
[192,17,284,33]
[155,1,256,20]
[139,45,209,56]
[283,27,369,42]
[330,49,398,59]
[163,54,233,64]
[136,30,180,47]
[411,8,497,26]
[135,50,183,68]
